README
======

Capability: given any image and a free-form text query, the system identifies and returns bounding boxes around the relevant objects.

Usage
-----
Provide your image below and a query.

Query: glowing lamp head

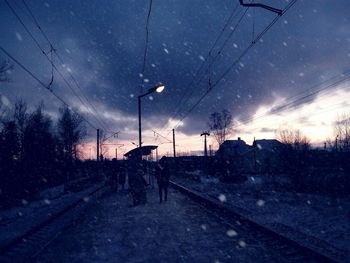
[155,83,165,93]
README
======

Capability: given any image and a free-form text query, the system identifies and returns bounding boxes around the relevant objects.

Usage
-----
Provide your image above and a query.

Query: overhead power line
[5,0,110,132]
[139,0,153,94]
[171,0,298,131]
[0,47,98,130]
[160,3,242,134]
[21,0,111,132]
[235,71,350,127]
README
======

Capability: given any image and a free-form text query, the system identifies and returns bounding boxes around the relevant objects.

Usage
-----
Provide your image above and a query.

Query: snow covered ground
[34,187,296,263]
[0,182,105,250]
[172,174,350,262]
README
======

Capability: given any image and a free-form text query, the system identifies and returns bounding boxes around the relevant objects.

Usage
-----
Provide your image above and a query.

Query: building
[216,138,285,174]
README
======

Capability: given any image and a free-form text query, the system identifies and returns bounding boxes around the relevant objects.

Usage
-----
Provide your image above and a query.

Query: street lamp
[138,83,165,151]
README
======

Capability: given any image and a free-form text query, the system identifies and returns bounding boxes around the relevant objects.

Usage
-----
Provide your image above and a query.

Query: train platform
[34,186,287,263]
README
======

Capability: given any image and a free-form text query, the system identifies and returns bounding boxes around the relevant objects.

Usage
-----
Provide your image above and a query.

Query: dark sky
[1,0,350,148]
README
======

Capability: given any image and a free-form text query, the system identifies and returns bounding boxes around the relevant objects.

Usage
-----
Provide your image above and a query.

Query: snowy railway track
[0,185,107,263]
[170,181,339,263]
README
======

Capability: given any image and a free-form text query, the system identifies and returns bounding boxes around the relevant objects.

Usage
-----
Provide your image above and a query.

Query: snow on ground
[172,174,350,262]
[0,182,104,249]
[35,187,292,263]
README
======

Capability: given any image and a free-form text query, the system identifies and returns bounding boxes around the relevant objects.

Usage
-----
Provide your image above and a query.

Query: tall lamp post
[201,131,210,157]
[138,83,165,151]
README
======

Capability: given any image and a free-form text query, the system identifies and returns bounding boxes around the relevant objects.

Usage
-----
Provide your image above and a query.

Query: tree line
[0,99,87,206]
[208,109,350,196]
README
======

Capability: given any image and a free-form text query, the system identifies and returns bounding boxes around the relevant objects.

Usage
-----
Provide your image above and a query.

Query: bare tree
[276,128,310,150]
[208,109,233,146]
[57,106,86,160]
[333,113,350,151]
[0,57,13,82]
[276,128,311,190]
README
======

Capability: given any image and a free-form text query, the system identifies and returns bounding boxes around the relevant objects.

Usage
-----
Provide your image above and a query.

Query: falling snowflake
[218,194,226,202]
[238,240,246,247]
[199,55,205,61]
[226,229,238,237]
[233,43,238,48]
[143,78,149,83]
[15,32,23,41]
[164,48,169,54]
[201,224,207,230]
[83,197,90,202]
[44,199,51,205]
[256,200,265,207]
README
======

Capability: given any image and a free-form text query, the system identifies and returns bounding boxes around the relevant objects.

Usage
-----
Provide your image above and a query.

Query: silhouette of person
[128,158,147,206]
[156,156,170,203]
[111,158,119,191]
[119,163,126,190]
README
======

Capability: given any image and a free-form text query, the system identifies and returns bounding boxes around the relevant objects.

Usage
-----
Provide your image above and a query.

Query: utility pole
[138,96,142,150]
[97,129,100,162]
[97,129,100,176]
[253,137,257,171]
[201,132,210,157]
[172,128,176,157]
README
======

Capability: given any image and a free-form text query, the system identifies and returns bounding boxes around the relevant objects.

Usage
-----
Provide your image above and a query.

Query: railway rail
[0,180,344,262]
[170,180,341,263]
[0,184,107,263]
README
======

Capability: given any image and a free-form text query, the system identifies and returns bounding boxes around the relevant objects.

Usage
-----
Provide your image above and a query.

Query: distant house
[216,137,252,157]
[253,139,284,152]
[253,139,285,174]
[216,137,255,173]
[216,138,285,174]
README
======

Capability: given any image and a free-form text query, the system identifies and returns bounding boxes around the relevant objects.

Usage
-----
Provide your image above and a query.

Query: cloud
[235,87,350,145]
[1,0,350,154]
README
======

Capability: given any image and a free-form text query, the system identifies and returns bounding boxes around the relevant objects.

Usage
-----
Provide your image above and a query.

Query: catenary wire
[170,0,298,131]
[0,47,98,130]
[4,0,109,132]
[21,0,112,132]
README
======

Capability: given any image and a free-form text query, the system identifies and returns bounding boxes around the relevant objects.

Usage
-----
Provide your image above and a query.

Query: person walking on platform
[111,158,119,191]
[128,158,147,206]
[119,163,127,191]
[156,156,170,203]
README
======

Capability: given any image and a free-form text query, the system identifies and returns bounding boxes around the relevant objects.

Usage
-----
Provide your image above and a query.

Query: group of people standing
[104,156,170,206]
